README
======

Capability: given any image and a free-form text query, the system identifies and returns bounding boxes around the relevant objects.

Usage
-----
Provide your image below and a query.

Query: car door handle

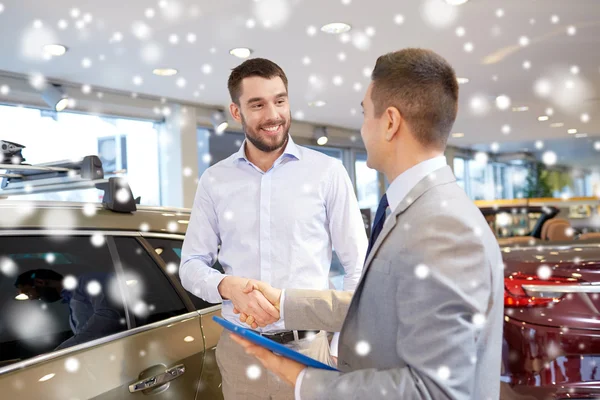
[129,364,186,393]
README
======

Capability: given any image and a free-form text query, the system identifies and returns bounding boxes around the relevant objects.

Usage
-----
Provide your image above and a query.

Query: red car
[501,238,600,399]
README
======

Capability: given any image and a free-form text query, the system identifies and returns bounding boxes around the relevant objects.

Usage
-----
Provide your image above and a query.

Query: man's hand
[218,276,280,327]
[230,333,305,387]
[232,280,282,328]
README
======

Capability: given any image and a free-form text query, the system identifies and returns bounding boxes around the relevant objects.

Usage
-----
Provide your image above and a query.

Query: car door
[0,232,204,400]
[143,235,224,400]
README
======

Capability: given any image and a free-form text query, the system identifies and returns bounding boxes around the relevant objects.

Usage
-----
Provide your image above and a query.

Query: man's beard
[241,113,291,153]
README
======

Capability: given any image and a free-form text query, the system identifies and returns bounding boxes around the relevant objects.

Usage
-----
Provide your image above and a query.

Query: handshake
[219,276,283,329]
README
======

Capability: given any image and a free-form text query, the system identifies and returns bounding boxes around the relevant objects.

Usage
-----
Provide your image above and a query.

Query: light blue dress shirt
[180,136,367,340]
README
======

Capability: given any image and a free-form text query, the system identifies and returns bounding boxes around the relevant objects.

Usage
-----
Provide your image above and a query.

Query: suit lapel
[362,166,457,275]
[340,166,457,362]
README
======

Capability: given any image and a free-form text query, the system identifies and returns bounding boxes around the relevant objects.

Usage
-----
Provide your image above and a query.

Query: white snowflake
[86,280,102,296]
[45,253,56,264]
[64,357,80,373]
[414,264,430,279]
[63,275,78,290]
[394,14,404,25]
[140,223,150,232]
[355,340,371,356]
[0,257,17,277]
[91,233,105,247]
[352,31,371,51]
[542,151,557,166]
[437,365,450,381]
[537,265,552,280]
[166,263,178,274]
[167,221,178,232]
[421,0,457,29]
[246,365,262,380]
[0,84,9,95]
[472,313,486,328]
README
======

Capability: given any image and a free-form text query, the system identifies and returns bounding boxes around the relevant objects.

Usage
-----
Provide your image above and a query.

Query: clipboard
[213,316,339,371]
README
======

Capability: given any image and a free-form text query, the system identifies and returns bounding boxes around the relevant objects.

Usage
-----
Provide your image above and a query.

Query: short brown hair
[227,58,289,105]
[371,48,459,149]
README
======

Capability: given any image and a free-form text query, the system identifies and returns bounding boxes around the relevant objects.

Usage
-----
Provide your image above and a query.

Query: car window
[144,237,220,310]
[0,235,127,368]
[111,237,188,327]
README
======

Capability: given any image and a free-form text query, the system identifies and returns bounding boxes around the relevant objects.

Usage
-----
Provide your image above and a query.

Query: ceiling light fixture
[444,0,469,4]
[550,122,564,128]
[456,77,469,84]
[309,100,326,107]
[314,126,328,146]
[568,128,577,134]
[320,22,351,34]
[512,106,529,112]
[537,116,549,121]
[153,68,178,76]
[15,294,29,300]
[229,47,253,59]
[211,110,229,134]
[42,84,69,112]
[43,44,68,57]
[452,133,465,138]
[575,133,588,138]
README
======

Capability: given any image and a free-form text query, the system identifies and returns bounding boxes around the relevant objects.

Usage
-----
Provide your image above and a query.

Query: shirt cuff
[201,273,229,304]
[294,367,308,400]
[279,289,285,324]
[329,332,340,357]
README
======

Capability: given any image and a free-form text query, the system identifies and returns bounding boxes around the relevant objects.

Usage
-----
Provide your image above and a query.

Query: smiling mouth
[261,124,283,134]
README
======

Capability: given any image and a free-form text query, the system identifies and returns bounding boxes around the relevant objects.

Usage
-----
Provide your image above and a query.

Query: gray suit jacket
[283,166,504,400]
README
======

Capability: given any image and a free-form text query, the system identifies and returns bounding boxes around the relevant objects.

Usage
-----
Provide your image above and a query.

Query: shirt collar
[386,156,447,213]
[233,135,302,165]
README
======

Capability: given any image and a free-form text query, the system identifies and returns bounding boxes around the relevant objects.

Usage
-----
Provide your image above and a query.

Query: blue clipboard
[212,316,338,371]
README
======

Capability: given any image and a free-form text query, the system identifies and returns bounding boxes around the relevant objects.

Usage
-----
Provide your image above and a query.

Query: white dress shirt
[180,136,367,347]
[294,155,448,399]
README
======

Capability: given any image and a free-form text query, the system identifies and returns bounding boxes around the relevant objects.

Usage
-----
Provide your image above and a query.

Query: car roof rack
[0,155,138,213]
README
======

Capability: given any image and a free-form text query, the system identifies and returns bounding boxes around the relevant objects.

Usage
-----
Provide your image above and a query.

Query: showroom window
[0,104,161,206]
[355,152,380,216]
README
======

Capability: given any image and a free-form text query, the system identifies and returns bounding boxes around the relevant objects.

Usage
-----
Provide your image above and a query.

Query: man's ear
[229,102,242,123]
[384,106,402,142]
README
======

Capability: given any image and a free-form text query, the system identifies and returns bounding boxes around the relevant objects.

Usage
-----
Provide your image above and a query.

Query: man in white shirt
[179,57,368,399]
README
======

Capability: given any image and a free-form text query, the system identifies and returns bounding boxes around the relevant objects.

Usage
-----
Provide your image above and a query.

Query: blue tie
[366,194,389,259]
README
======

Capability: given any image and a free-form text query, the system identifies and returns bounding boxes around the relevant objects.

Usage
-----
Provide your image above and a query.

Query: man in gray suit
[231,48,504,400]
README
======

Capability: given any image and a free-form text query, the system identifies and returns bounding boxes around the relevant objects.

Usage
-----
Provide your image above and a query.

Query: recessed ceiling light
[320,22,351,34]
[452,133,465,138]
[538,116,549,121]
[309,100,327,107]
[568,128,577,134]
[43,44,68,56]
[550,122,564,128]
[444,0,469,4]
[153,68,178,76]
[456,77,469,84]
[15,293,29,300]
[512,106,529,112]
[575,133,588,138]
[229,47,253,59]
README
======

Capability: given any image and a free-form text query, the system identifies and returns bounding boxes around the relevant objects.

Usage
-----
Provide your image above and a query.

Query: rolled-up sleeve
[179,171,227,304]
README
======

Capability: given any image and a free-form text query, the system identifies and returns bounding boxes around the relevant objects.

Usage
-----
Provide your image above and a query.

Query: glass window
[307,146,343,161]
[355,152,380,217]
[453,157,466,191]
[468,160,495,200]
[144,237,221,310]
[0,236,127,368]
[0,104,161,206]
[112,237,187,327]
